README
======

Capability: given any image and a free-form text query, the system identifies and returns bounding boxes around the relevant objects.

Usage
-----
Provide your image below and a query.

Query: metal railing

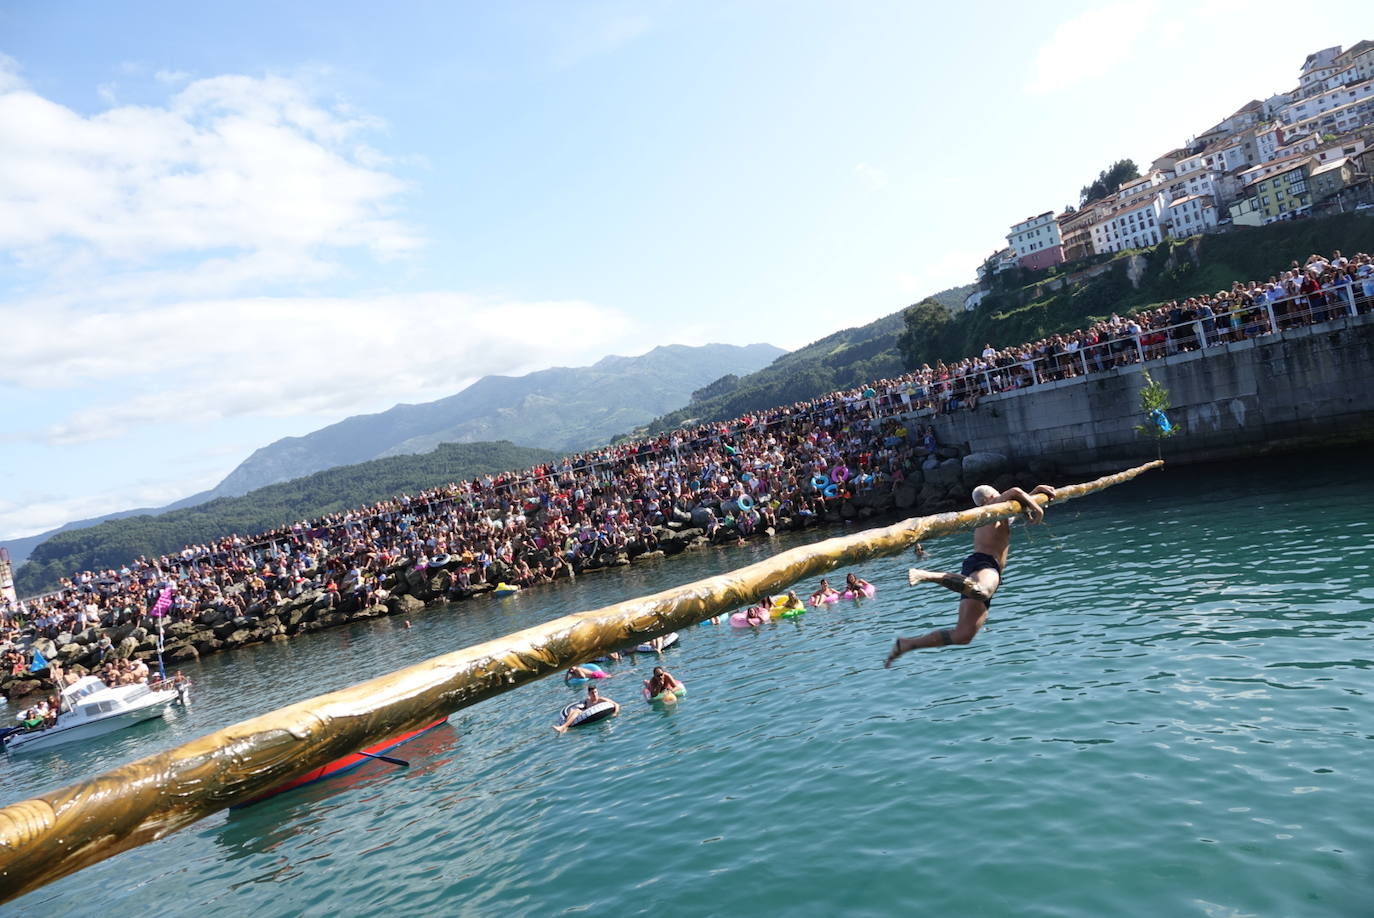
[889,284,1369,413]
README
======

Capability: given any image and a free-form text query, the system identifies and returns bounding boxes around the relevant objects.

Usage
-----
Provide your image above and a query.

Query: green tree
[1134,372,1179,451]
[1080,159,1140,205]
[897,298,953,370]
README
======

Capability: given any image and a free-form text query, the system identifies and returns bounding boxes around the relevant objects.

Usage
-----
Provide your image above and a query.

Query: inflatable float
[635,632,679,653]
[730,608,770,628]
[557,700,617,728]
[642,684,687,703]
[491,583,520,597]
[842,583,876,599]
[565,664,606,685]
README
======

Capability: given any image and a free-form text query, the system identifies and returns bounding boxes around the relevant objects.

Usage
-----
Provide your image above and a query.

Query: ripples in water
[7,455,1374,916]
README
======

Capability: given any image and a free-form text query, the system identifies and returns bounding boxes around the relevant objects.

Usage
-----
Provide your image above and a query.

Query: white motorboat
[2,675,189,754]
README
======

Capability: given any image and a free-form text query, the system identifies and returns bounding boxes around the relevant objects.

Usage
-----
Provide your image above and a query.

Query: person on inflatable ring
[844,573,872,593]
[643,666,685,704]
[809,578,840,604]
[554,684,620,734]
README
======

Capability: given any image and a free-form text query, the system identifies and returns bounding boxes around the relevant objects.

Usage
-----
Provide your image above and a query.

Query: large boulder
[165,621,199,640]
[390,594,425,617]
[192,636,223,656]
[198,608,228,628]
[162,642,199,664]
[893,484,918,510]
[924,458,964,487]
[5,679,44,701]
[962,451,1008,483]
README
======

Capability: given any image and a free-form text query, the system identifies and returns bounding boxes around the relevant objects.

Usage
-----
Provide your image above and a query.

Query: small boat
[235,717,449,808]
[1,675,189,754]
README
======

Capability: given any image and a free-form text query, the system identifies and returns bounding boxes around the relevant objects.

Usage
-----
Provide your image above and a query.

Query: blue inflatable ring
[737,494,754,511]
[811,473,831,490]
[823,483,840,499]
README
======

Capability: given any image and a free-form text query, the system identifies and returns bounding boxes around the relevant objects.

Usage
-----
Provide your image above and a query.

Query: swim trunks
[960,552,1002,607]
[960,552,1002,577]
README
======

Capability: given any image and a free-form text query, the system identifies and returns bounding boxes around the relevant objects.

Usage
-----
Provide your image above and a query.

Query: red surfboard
[236,718,448,808]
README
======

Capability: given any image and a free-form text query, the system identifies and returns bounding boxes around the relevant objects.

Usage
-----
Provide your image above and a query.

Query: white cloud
[855,162,889,190]
[896,246,984,299]
[0,63,647,539]
[1025,1,1157,95]
[0,70,418,262]
[2,292,632,444]
[154,68,191,84]
[0,471,225,541]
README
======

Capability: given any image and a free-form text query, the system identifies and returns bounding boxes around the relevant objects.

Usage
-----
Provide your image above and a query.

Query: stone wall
[923,312,1374,474]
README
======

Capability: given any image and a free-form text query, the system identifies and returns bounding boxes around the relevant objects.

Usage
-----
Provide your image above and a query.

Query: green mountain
[207,342,783,499]
[15,441,555,595]
[640,285,973,433]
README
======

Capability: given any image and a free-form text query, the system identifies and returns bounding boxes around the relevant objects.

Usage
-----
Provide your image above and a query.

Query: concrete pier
[924,312,1374,473]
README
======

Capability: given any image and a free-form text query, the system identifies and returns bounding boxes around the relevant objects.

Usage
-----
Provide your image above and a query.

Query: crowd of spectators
[3,247,1370,679]
[872,249,1374,414]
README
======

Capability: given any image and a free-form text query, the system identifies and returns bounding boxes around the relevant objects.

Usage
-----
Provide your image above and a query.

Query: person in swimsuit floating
[809,578,840,604]
[884,482,1057,667]
[554,684,620,733]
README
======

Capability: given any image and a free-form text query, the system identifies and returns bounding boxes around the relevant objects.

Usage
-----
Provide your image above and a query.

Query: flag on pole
[149,587,174,618]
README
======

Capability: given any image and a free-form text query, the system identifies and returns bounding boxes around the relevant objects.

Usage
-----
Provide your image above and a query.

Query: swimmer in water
[844,573,871,593]
[554,684,619,733]
[885,483,1056,667]
[809,578,840,604]
[643,666,684,704]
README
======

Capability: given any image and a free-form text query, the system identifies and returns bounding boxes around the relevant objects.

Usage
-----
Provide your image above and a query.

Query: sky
[0,0,1366,542]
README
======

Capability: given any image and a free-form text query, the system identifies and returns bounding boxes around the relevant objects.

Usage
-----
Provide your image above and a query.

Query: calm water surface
[4,454,1371,917]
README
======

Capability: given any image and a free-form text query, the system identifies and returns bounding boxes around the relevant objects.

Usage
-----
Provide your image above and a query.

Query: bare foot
[884,637,913,669]
[908,568,953,587]
[553,724,567,734]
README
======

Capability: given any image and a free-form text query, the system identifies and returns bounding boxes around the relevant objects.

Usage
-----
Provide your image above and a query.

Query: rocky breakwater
[2,446,1050,701]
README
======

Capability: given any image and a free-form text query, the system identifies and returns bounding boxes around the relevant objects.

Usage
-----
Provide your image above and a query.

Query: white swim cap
[971,485,999,507]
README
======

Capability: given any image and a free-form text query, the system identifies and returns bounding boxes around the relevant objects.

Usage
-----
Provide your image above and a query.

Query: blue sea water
[3,454,1371,916]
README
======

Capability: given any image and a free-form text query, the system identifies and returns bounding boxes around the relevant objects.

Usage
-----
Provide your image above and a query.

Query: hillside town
[969,41,1374,309]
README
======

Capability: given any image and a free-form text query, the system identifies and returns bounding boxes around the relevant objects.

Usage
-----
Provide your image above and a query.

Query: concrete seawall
[923,312,1374,474]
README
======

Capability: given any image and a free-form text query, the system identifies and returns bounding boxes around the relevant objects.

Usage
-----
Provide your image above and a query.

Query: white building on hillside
[1298,46,1343,98]
[1006,211,1064,271]
[1091,190,1168,254]
[1281,78,1374,125]
[1165,194,1219,238]
[1324,41,1374,91]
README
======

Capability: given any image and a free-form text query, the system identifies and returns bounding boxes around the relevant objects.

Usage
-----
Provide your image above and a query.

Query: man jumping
[884,482,1057,667]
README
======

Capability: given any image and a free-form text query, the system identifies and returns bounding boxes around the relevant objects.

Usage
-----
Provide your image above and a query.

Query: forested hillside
[16,441,554,594]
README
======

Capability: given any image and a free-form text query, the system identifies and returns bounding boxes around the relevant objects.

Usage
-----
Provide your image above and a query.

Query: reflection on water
[5,452,1374,917]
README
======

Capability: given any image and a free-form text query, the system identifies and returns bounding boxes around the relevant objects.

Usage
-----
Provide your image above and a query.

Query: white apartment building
[1167,168,1221,205]
[1281,78,1374,125]
[1165,194,1218,238]
[1323,41,1374,91]
[1091,192,1167,254]
[1006,211,1064,269]
[1298,46,1343,98]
